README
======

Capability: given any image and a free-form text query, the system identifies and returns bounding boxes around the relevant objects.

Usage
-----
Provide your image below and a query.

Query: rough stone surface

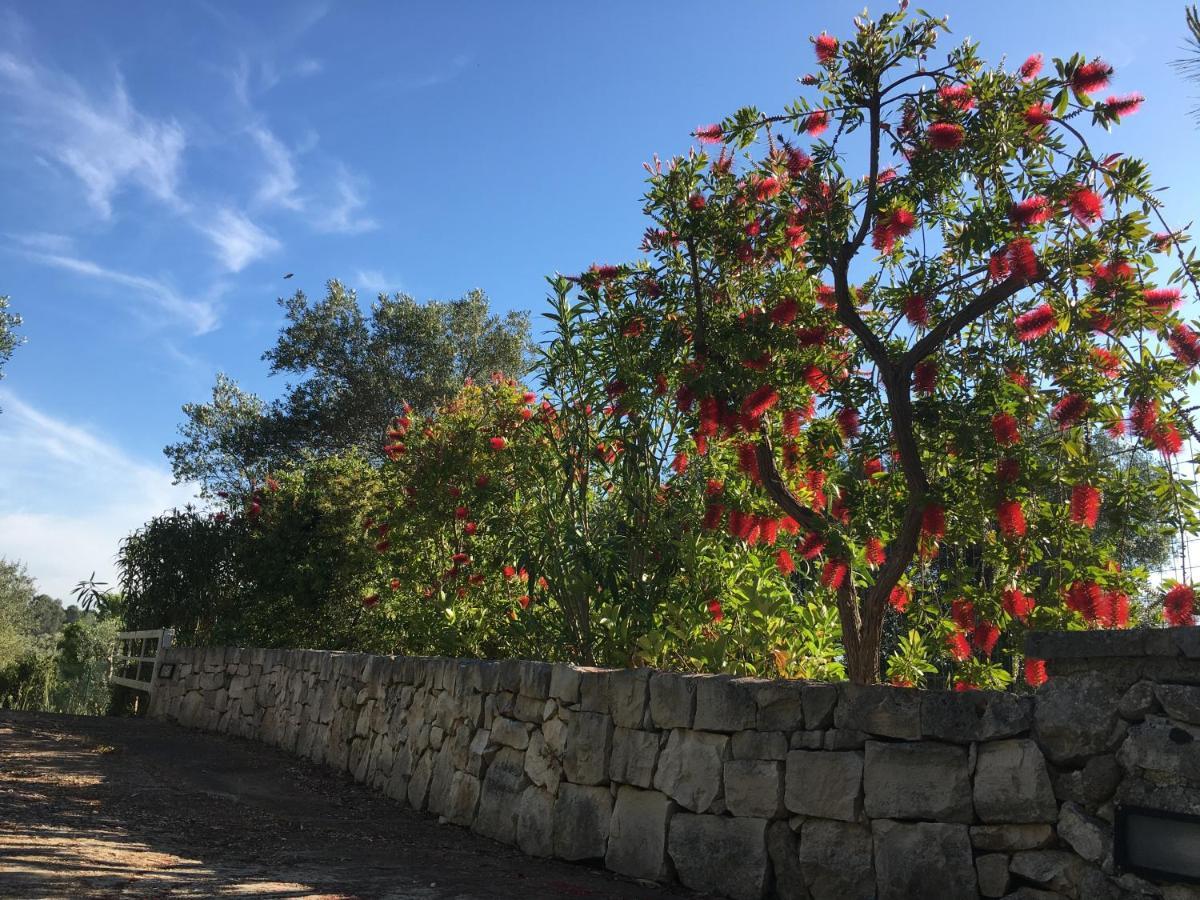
[801,684,838,729]
[604,786,674,882]
[976,852,1010,898]
[552,783,612,861]
[754,682,805,731]
[562,710,613,786]
[973,739,1057,823]
[1117,716,1200,785]
[515,785,555,857]
[796,818,875,900]
[765,820,810,900]
[836,684,922,739]
[785,750,863,822]
[1119,680,1160,721]
[732,730,788,761]
[652,729,728,813]
[1050,754,1121,809]
[969,824,1056,852]
[863,740,973,823]
[472,747,528,844]
[609,727,659,788]
[1157,683,1200,726]
[1056,801,1111,864]
[667,813,769,900]
[1009,850,1086,894]
[723,760,783,819]
[1034,674,1127,764]
[693,676,758,733]
[872,819,978,900]
[649,672,695,729]
[609,668,651,730]
[922,690,1032,743]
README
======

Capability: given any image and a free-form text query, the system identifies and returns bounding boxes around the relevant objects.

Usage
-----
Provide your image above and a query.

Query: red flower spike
[997,498,1027,538]
[947,631,971,661]
[820,558,849,590]
[904,294,928,327]
[1072,59,1112,96]
[1051,393,1089,430]
[988,251,1011,281]
[671,451,689,475]
[921,503,946,539]
[1164,584,1196,626]
[1143,287,1182,314]
[1024,103,1051,128]
[913,360,937,394]
[489,436,508,450]
[761,517,779,546]
[769,297,799,326]
[708,599,725,623]
[799,532,826,560]
[1131,400,1159,438]
[951,598,976,632]
[1019,54,1043,80]
[1152,422,1183,456]
[742,384,780,419]
[814,33,838,64]
[1024,658,1048,687]
[362,594,380,609]
[937,84,974,110]
[776,549,796,576]
[803,110,830,136]
[1002,588,1035,622]
[864,457,884,478]
[888,584,911,612]
[702,503,725,531]
[927,121,965,150]
[783,409,802,438]
[992,412,1021,446]
[695,124,723,144]
[836,408,861,439]
[1009,195,1052,227]
[1069,484,1101,529]
[518,594,531,609]
[973,621,1000,657]
[1105,93,1143,117]
[1068,187,1103,226]
[865,537,886,567]
[1169,324,1200,367]
[1007,238,1039,281]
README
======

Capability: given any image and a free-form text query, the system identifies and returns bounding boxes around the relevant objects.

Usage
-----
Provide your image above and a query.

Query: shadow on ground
[0,710,695,899]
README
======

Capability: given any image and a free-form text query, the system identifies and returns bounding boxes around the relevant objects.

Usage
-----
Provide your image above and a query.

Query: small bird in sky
[283,273,294,279]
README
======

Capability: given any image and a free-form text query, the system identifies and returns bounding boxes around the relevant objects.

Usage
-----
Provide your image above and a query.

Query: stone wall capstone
[146,629,1200,899]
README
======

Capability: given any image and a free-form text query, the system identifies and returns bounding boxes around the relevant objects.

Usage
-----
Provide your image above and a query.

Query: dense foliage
[0,294,22,410]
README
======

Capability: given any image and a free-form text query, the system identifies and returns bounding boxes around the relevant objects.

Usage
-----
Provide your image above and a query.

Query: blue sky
[1,0,1198,599]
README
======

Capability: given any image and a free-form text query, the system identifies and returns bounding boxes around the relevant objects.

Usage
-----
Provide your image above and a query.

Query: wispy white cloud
[14,248,220,335]
[316,167,378,235]
[248,125,303,211]
[197,207,281,273]
[0,390,198,600]
[0,52,187,219]
[354,269,404,296]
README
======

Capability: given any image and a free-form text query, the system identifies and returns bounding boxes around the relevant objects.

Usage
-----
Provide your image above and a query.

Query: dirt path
[0,711,695,899]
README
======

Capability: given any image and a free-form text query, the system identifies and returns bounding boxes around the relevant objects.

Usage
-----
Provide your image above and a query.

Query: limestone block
[973,739,1057,823]
[609,668,651,729]
[872,820,977,900]
[490,715,533,750]
[1009,850,1086,894]
[652,728,729,813]
[1119,680,1159,721]
[516,785,555,857]
[667,813,769,900]
[407,749,433,811]
[1034,673,1127,764]
[578,667,614,714]
[549,664,581,704]
[921,690,1032,743]
[443,771,481,827]
[1057,801,1111,865]
[609,727,659,788]
[1050,754,1121,809]
[523,729,562,794]
[605,785,675,881]
[765,820,809,900]
[724,759,784,818]
[969,824,1055,852]
[1117,716,1200,785]
[754,681,805,731]
[543,715,567,756]
[552,783,612,860]
[649,671,696,729]
[835,683,921,739]
[976,852,1010,898]
[732,730,788,761]
[693,675,758,733]
[519,660,553,700]
[863,740,972,822]
[785,750,863,822]
[472,746,529,844]
[1156,683,1200,726]
[802,684,838,729]
[796,818,874,900]
[562,710,613,785]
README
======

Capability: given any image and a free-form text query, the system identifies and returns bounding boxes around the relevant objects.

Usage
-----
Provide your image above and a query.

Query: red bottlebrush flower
[988,251,1011,281]
[468,573,485,586]
[520,408,532,420]
[1066,580,1102,621]
[475,474,491,488]
[1003,588,1035,622]
[1020,53,1044,80]
[503,565,517,578]
[762,517,779,546]
[973,621,1001,657]
[742,385,780,420]
[1169,324,1200,367]
[891,676,915,688]
[708,599,725,623]
[871,208,916,253]
[698,396,720,437]
[1023,103,1052,128]
[814,32,838,63]
[913,360,937,394]
[997,457,1021,484]
[951,598,976,632]
[452,551,471,565]
[671,451,689,475]
[688,193,706,211]
[864,457,884,478]
[947,631,971,661]
[455,505,469,520]
[783,408,802,438]
[1008,238,1039,281]
[937,84,974,110]
[927,121,965,150]
[375,539,391,553]
[865,537,886,567]
[816,284,837,308]
[799,531,826,560]
[737,443,762,482]
[1091,347,1121,378]
[954,680,980,693]
[676,384,696,413]
[465,522,478,536]
[785,223,807,249]
[389,578,401,591]
[1009,195,1052,227]
[779,516,800,535]
[1024,658,1048,687]
[727,509,747,539]
[1069,187,1103,226]
[836,408,861,439]
[786,146,812,176]
[1131,399,1159,437]
[745,518,764,546]
[922,503,946,539]
[702,503,725,530]
[362,594,380,609]
[777,549,797,576]
[1014,303,1056,341]
[804,365,829,393]
[489,436,508,450]
[1152,421,1183,456]
[654,373,669,395]
[821,558,849,590]
[1051,393,1089,430]
[754,175,782,202]
[742,352,774,371]
[621,317,646,338]
[904,294,928,327]
[522,391,536,404]
[888,584,911,612]
[1072,59,1112,96]
[1109,591,1130,628]
[518,594,531,609]
[998,498,1027,538]
[1164,584,1196,626]
[803,110,830,136]
[1104,93,1144,118]
[696,123,723,144]
[992,412,1021,446]
[705,478,724,496]
[448,485,462,499]
[1069,484,1101,528]
[1143,287,1182,313]
[769,297,799,326]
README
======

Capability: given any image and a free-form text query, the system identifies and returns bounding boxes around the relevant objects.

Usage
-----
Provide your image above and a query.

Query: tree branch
[754,433,825,534]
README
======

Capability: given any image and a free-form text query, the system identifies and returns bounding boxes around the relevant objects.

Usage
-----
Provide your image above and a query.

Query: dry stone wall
[149,628,1200,900]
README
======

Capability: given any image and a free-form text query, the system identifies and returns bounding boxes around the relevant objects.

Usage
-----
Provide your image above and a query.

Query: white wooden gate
[109,628,174,696]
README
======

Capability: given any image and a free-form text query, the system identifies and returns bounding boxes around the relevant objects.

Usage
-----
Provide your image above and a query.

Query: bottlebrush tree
[566,8,1200,685]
